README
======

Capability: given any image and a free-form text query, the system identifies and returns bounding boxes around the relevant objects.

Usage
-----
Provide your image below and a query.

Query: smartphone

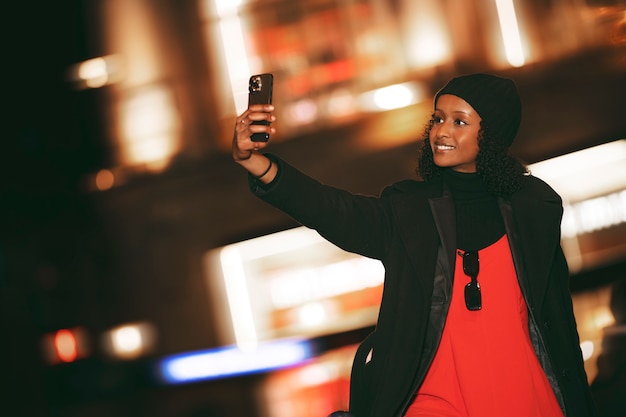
[248,73,274,142]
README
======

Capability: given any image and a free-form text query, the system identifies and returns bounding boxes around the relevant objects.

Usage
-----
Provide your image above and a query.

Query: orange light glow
[95,169,115,191]
[54,329,78,363]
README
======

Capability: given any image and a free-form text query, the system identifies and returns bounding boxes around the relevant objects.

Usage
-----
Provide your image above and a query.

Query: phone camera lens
[250,76,262,93]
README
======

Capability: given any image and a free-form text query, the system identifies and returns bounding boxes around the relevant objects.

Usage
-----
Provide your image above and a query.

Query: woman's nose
[436,121,451,138]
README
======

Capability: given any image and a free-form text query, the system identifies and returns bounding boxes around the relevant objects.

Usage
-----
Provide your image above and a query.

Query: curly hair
[416,119,529,197]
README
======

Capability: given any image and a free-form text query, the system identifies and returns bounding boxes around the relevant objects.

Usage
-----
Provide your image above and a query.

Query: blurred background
[3,0,626,416]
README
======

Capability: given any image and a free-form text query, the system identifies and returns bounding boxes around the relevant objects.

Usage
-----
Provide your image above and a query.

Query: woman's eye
[432,116,443,124]
[454,119,467,126]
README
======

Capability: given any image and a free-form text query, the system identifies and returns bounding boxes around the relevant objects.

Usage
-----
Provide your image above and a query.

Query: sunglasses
[460,250,481,311]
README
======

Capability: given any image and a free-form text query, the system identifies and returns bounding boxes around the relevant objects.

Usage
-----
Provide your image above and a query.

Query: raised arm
[232,104,278,184]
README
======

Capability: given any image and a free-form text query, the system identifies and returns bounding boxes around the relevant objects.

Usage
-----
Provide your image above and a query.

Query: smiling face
[429,94,482,173]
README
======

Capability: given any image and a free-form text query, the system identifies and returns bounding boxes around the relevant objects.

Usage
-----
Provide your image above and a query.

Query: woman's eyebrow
[435,109,472,117]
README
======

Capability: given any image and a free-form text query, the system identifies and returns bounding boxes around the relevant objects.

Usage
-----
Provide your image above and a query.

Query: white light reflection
[298,302,328,327]
[71,55,124,89]
[220,246,259,351]
[79,57,109,88]
[373,84,414,110]
[225,227,329,260]
[103,322,156,360]
[580,340,594,361]
[327,88,357,118]
[562,191,626,238]
[286,99,319,125]
[213,0,252,114]
[215,227,385,345]
[403,0,450,68]
[217,228,333,349]
[529,140,626,203]
[495,0,525,67]
[269,257,384,309]
[118,85,180,171]
[214,0,243,13]
[528,140,626,238]
[358,82,427,112]
[297,362,335,387]
[592,306,616,330]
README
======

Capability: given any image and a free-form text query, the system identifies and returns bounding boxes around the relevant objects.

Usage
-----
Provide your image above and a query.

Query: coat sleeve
[249,154,394,260]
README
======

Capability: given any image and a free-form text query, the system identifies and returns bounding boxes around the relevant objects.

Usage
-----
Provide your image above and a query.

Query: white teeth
[436,144,455,150]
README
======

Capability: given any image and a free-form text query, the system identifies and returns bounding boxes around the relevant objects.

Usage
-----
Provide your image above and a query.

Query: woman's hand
[231,104,278,184]
[232,104,276,162]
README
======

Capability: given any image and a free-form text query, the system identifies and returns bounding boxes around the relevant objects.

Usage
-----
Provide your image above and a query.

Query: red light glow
[54,329,78,363]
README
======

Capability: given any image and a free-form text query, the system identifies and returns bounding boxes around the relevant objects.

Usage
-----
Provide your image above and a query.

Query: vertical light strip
[214,0,252,113]
[495,0,525,67]
[219,246,258,351]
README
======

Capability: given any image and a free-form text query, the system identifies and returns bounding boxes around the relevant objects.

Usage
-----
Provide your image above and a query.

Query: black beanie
[434,73,522,147]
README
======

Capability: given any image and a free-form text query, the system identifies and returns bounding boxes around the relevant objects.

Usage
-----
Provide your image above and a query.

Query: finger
[248,104,274,112]
[247,122,276,141]
[236,111,267,129]
[236,106,257,124]
[247,112,276,125]
[245,105,275,125]
[234,107,275,142]
[236,116,253,136]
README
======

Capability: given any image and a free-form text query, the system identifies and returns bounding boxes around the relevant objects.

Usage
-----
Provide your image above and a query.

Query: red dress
[406,235,563,417]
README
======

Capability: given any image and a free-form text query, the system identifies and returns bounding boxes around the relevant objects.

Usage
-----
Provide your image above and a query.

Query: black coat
[251,155,598,417]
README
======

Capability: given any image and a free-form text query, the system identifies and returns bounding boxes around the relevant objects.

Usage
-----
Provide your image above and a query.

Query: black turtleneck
[443,169,505,251]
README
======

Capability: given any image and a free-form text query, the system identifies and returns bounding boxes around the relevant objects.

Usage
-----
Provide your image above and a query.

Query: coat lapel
[500,190,563,309]
[390,181,456,289]
[391,182,444,288]
[428,192,456,280]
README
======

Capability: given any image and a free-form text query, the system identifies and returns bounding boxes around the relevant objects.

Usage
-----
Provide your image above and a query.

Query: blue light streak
[157,339,314,384]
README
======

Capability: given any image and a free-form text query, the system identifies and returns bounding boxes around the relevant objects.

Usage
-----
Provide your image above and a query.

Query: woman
[232,73,598,417]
